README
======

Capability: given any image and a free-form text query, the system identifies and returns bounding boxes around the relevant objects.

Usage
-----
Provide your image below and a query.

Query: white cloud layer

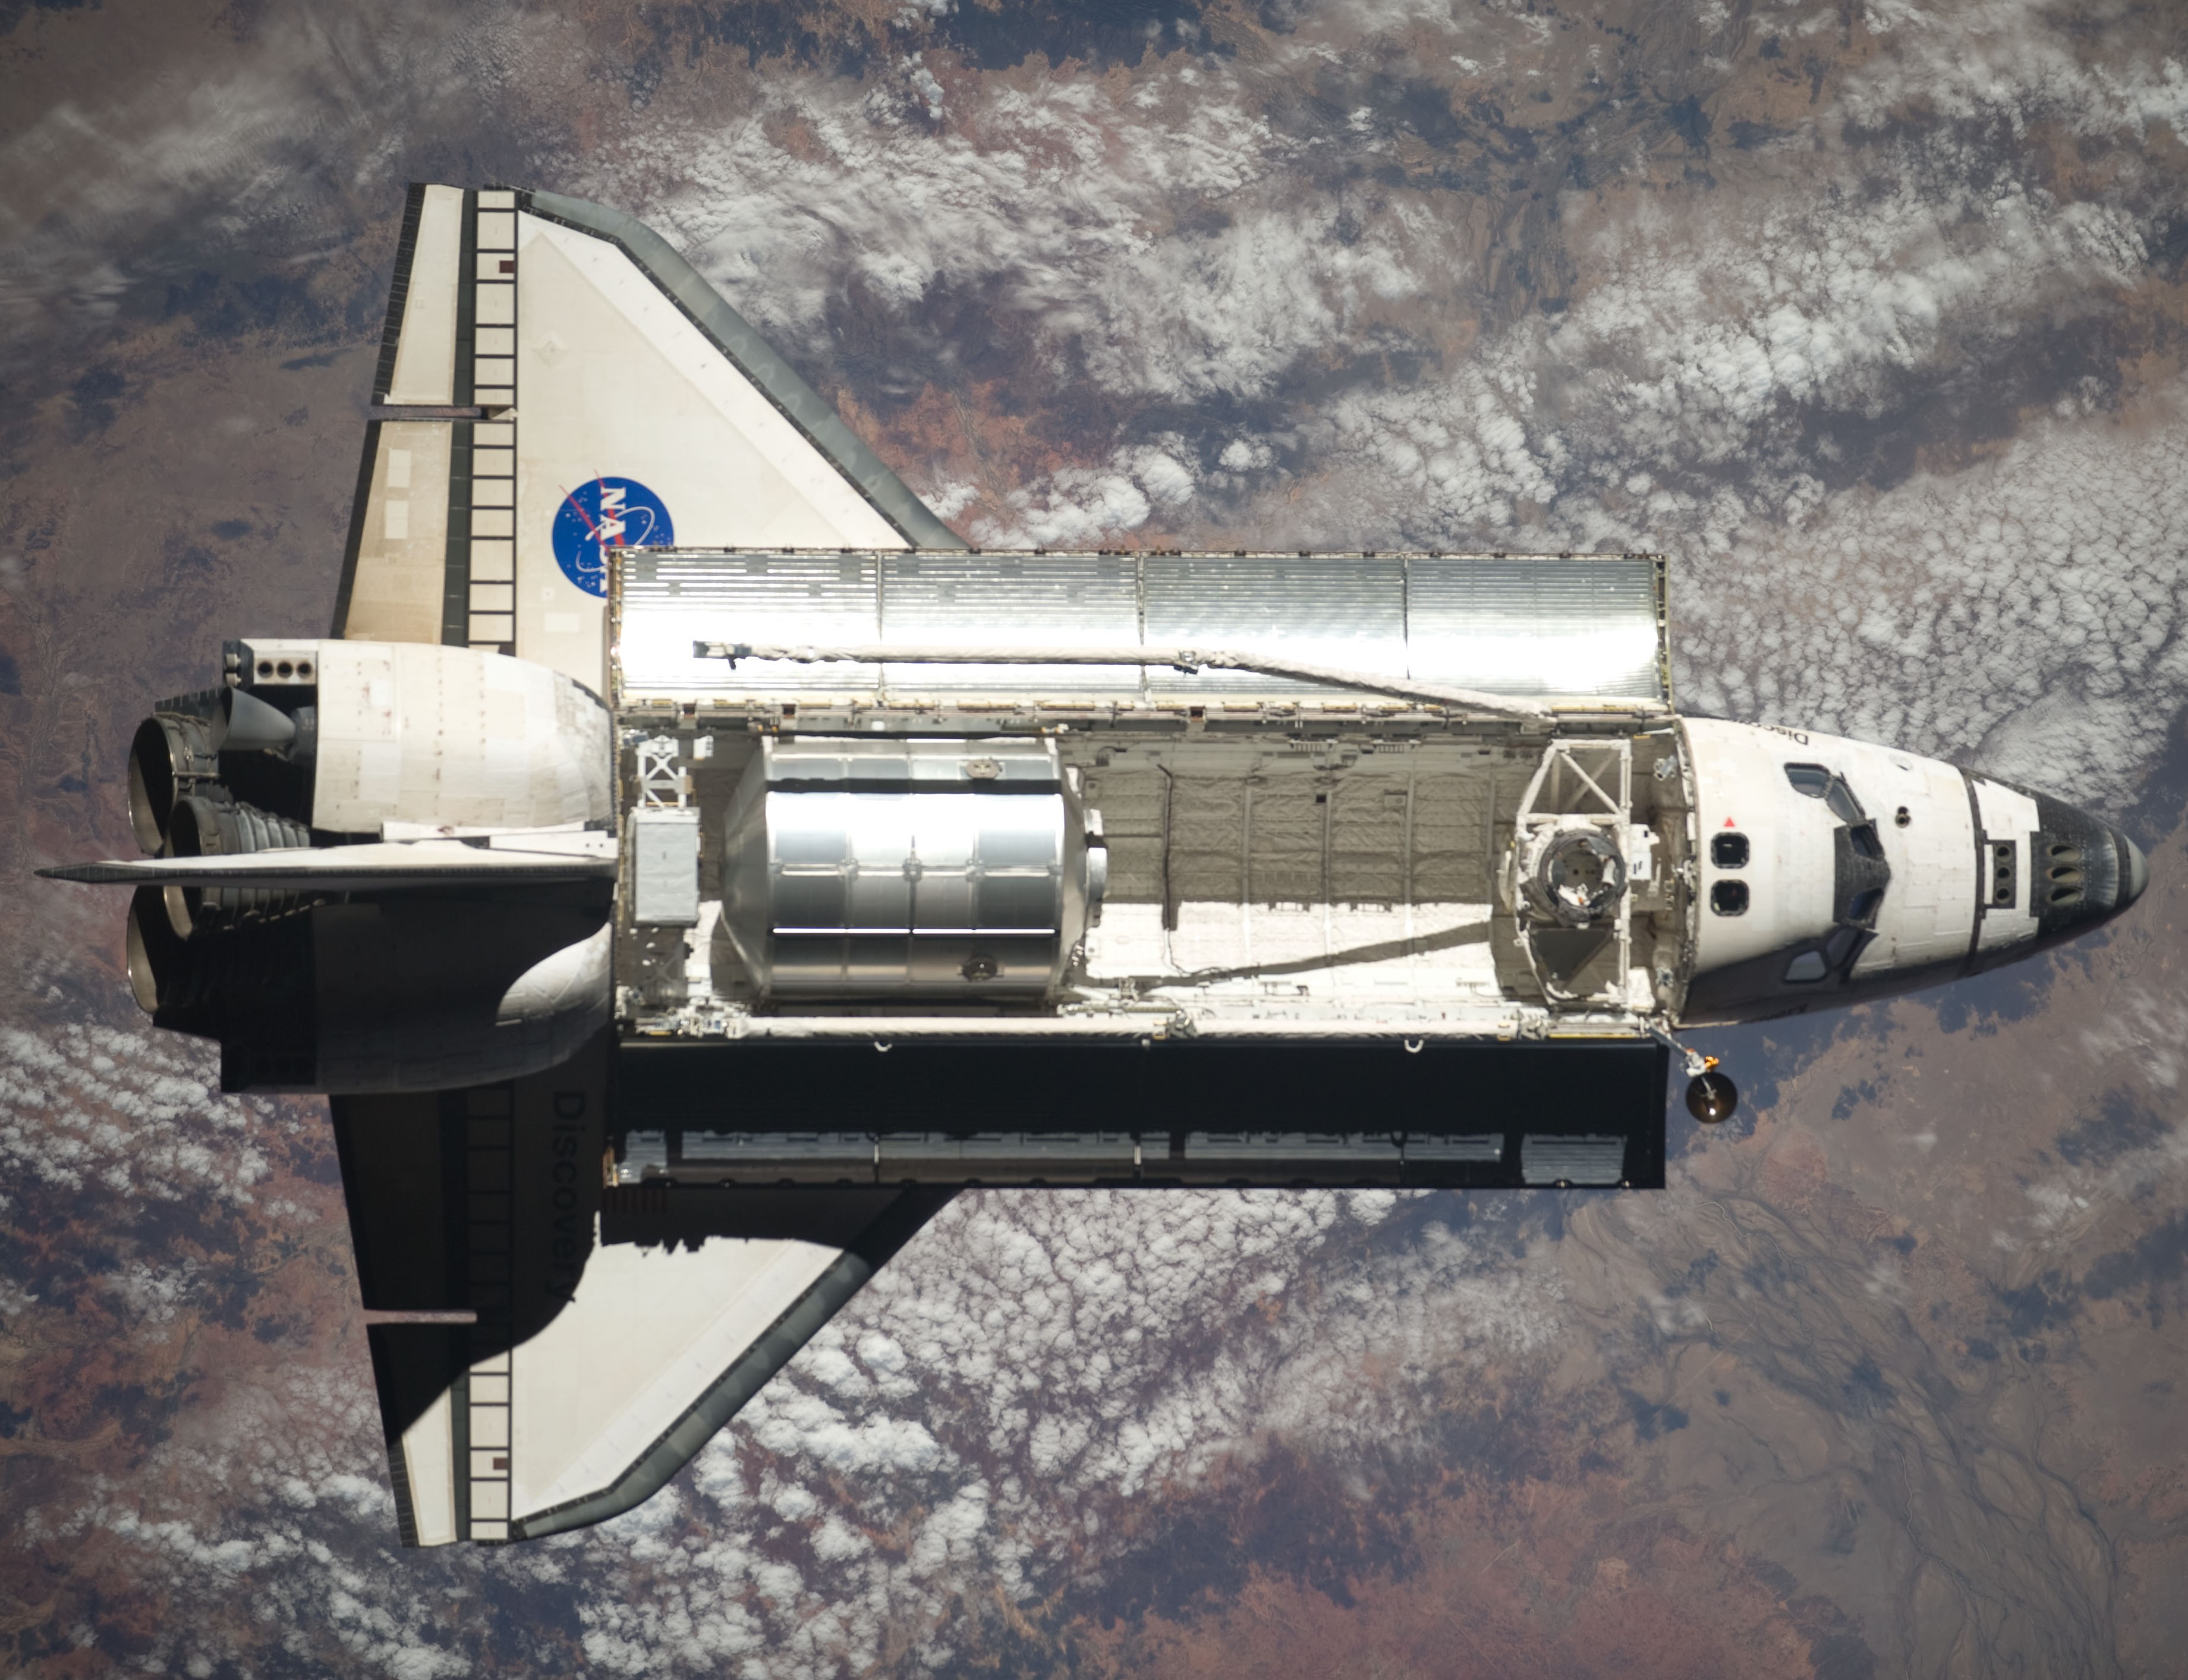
[55,1181,1566,1680]
[0,1023,273,1207]
[553,0,2188,814]
[9,0,2188,1670]
[569,1188,1563,1676]
[588,62,1448,406]
[1677,404,2188,804]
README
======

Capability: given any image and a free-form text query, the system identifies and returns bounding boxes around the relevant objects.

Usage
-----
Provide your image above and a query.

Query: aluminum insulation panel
[615,550,1667,704]
[621,550,881,696]
[1143,554,1406,696]
[1406,557,1661,699]
[879,551,1142,694]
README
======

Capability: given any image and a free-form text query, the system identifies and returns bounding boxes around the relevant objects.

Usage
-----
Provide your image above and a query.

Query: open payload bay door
[613,1039,1671,1192]
[618,548,1670,709]
[336,1030,952,1545]
[335,182,964,694]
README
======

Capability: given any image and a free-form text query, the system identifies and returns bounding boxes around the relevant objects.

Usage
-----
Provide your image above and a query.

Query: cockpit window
[1784,762,1894,970]
[1786,763,1868,827]
[1710,832,1749,869]
[1786,927,1869,986]
[1785,763,1832,800]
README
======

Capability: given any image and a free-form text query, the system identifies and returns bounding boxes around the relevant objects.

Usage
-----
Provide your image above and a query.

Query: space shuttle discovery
[45,185,2146,1545]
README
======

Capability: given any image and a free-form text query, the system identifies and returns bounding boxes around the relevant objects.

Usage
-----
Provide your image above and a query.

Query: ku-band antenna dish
[1686,1070,1739,1124]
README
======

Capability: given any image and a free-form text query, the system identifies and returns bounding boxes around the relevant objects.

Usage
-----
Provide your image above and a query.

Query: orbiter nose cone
[2119,830,2149,911]
[2025,789,2148,949]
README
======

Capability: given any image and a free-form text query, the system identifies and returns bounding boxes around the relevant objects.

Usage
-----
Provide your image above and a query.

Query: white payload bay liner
[40,180,2150,1550]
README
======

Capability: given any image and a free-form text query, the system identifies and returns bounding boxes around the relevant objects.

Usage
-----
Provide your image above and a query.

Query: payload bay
[602,545,1685,1192]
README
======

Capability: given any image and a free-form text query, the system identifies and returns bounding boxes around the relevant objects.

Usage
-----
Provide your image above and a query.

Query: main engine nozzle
[160,794,313,936]
[127,688,306,855]
[128,703,220,855]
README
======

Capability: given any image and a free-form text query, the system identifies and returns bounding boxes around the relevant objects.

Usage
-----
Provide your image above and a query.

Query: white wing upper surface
[335,183,963,693]
[339,1033,950,1547]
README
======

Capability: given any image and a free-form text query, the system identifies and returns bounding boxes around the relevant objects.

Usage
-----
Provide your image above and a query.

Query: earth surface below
[2,1,2187,1675]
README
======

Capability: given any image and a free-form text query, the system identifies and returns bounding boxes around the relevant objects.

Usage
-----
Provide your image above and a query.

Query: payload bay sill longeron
[45,183,2148,1547]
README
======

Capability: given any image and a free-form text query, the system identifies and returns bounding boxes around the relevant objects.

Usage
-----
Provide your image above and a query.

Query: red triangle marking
[1723,816,1736,827]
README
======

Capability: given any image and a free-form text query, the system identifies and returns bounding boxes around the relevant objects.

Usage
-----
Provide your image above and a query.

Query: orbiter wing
[333,183,964,1544]
[335,183,961,691]
[337,1031,952,1544]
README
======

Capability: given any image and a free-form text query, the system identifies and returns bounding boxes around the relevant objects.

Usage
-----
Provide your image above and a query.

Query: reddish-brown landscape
[4,0,2186,1673]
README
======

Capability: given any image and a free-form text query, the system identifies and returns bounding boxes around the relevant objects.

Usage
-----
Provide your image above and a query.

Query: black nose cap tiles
[2118,829,2150,913]
[2025,788,2148,946]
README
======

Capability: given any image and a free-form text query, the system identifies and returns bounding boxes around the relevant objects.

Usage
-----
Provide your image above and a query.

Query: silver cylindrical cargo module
[720,737,1104,999]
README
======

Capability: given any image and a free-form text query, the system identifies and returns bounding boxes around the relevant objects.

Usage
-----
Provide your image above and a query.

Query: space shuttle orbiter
[43,184,2146,1545]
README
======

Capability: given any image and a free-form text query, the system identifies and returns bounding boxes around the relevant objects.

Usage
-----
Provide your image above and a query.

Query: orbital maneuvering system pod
[43,184,2148,1546]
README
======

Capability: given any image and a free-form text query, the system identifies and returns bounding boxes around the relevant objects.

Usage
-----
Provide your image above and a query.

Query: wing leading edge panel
[333,182,964,692]
[520,188,964,553]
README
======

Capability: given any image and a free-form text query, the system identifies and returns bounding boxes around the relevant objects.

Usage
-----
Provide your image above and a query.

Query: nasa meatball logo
[550,476,673,598]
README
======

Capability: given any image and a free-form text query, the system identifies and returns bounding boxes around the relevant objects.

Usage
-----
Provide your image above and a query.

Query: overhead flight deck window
[1710,880,1749,915]
[1775,921,1876,985]
[1710,832,1749,868]
[1786,762,1866,825]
